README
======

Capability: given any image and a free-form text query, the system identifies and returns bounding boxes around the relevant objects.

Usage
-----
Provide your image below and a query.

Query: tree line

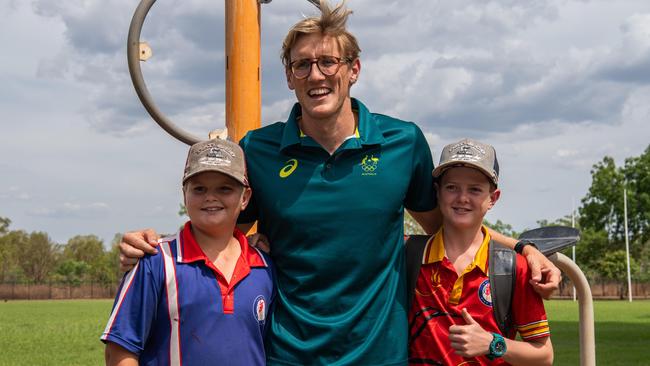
[2,145,649,286]
[0,218,121,285]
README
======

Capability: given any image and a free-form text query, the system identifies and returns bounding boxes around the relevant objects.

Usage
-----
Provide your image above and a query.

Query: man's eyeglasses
[289,56,349,79]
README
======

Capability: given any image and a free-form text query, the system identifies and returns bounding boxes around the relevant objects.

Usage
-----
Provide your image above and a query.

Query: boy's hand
[247,233,271,253]
[522,245,561,299]
[448,308,492,357]
[119,229,160,272]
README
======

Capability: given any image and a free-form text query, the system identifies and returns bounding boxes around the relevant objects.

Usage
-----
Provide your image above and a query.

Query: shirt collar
[423,225,491,275]
[279,98,386,152]
[179,221,268,268]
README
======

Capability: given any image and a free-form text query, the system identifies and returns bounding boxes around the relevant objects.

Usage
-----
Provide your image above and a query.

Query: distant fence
[0,281,120,300]
[1,280,649,300]
[554,279,650,299]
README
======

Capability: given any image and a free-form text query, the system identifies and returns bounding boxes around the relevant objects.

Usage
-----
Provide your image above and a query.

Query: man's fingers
[142,229,161,246]
[247,233,271,254]
[461,308,477,325]
[119,241,146,258]
[122,231,158,255]
[530,280,556,300]
[528,256,543,283]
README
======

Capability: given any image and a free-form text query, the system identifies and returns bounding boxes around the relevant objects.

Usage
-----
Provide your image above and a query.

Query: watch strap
[514,239,537,254]
[487,332,507,360]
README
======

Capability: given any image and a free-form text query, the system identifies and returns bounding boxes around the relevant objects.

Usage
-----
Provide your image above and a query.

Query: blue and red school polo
[101,222,275,366]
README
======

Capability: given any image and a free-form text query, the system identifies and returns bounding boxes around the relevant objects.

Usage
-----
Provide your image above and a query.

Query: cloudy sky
[2,0,649,246]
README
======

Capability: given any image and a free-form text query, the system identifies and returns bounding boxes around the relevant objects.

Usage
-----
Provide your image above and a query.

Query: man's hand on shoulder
[522,245,561,299]
[247,232,270,253]
[119,229,160,272]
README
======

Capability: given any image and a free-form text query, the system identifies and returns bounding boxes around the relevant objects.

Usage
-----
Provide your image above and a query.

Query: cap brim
[432,162,497,186]
[182,168,248,187]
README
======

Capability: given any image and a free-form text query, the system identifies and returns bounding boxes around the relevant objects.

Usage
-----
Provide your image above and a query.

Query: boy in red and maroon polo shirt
[409,138,553,366]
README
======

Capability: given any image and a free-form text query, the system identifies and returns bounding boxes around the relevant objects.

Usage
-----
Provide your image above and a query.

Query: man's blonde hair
[281,0,361,67]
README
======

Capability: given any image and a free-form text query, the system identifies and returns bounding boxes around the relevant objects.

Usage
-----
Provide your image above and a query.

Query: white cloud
[2,0,650,243]
[27,202,110,219]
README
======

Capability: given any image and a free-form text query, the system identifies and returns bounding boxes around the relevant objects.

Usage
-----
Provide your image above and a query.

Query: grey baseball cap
[432,138,499,186]
[182,138,249,186]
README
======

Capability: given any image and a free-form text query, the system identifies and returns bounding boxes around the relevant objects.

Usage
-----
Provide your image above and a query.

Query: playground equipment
[126,1,596,364]
[519,227,595,365]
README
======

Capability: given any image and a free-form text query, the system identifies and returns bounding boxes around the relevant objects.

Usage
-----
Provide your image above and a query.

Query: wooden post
[225,0,262,142]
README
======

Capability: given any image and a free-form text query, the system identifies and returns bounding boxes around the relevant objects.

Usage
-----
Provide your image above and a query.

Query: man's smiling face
[286,33,360,123]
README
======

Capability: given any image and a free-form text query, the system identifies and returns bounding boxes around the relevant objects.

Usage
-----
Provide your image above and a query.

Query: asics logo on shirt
[279,159,298,178]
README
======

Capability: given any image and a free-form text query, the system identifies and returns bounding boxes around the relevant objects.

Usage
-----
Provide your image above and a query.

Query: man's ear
[286,68,295,90]
[348,58,361,86]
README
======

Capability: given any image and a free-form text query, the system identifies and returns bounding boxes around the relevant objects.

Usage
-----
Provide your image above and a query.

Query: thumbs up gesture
[448,308,493,357]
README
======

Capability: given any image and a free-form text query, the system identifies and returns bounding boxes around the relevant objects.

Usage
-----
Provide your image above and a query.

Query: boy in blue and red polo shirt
[101,138,275,366]
[409,139,553,365]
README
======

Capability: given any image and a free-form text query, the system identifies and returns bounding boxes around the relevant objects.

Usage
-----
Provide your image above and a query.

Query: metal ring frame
[127,0,316,146]
[127,0,201,145]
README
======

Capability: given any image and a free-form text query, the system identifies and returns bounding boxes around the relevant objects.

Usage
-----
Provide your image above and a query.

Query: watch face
[494,340,506,353]
[489,334,507,358]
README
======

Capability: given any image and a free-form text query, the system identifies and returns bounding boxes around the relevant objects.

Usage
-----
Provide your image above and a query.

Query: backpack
[405,235,515,335]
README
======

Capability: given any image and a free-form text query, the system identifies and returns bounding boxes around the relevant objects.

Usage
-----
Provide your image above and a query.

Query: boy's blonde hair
[281,0,361,67]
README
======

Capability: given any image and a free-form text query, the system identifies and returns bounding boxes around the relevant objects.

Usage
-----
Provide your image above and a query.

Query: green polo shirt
[239,98,436,365]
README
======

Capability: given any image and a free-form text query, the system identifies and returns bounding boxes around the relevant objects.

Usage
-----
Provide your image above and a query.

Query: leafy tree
[19,232,58,283]
[62,235,113,283]
[580,146,650,256]
[54,260,90,285]
[64,235,104,264]
[597,250,640,298]
[0,216,10,235]
[0,229,25,282]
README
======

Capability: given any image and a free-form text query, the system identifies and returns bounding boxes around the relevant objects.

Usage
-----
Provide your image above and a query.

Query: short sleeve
[100,254,163,354]
[512,255,550,341]
[404,123,437,212]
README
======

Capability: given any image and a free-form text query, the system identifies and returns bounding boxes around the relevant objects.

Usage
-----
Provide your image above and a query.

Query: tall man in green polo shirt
[119,1,561,364]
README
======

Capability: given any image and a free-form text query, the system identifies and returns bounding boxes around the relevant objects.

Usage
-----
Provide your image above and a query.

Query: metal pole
[623,188,633,302]
[549,252,596,366]
[225,0,262,142]
[572,199,577,302]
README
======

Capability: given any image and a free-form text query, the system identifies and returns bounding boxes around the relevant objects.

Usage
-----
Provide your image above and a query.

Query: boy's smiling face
[437,166,500,229]
[183,171,251,236]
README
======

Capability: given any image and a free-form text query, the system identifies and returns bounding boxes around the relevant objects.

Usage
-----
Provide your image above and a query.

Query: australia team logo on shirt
[253,295,267,324]
[360,154,379,176]
[478,279,492,307]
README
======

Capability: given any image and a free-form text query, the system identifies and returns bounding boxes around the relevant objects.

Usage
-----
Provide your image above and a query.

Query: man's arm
[406,208,442,235]
[105,342,138,366]
[487,228,561,299]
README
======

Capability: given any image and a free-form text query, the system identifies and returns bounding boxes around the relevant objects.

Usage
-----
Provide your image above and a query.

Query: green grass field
[0,299,648,365]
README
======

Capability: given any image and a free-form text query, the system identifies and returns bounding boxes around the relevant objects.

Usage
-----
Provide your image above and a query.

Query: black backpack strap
[488,240,516,336]
[405,235,432,311]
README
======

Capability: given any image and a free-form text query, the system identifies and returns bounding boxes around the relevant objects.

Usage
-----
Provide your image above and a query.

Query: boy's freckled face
[437,167,500,229]
[183,172,251,234]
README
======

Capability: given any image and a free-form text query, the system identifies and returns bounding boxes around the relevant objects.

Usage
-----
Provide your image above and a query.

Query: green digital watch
[487,333,507,360]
